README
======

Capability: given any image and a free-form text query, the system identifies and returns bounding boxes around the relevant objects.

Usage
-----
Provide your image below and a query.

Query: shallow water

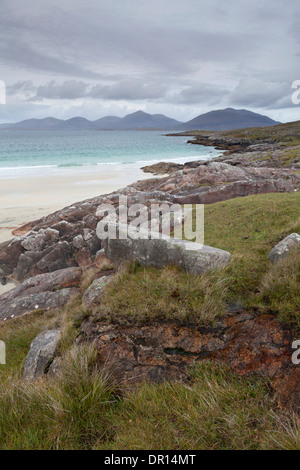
[0,129,220,178]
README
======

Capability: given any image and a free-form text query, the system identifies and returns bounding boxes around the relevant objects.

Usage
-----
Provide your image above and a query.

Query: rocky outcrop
[268,233,300,263]
[79,310,299,411]
[103,236,231,275]
[141,161,183,175]
[0,160,299,286]
[134,162,300,205]
[168,124,300,169]
[23,329,61,379]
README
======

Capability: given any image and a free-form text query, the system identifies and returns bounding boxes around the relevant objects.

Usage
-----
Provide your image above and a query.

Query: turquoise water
[0,130,219,177]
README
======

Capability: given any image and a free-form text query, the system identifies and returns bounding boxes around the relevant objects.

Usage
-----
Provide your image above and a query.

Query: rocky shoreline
[166,121,300,169]
[1,159,299,289]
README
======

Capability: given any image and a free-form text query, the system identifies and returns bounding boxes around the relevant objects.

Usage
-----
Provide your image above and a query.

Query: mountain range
[0,108,280,131]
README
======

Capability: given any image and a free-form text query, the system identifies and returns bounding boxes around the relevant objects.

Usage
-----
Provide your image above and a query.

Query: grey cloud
[32,80,88,100]
[7,81,35,95]
[171,84,230,105]
[0,1,267,79]
[89,80,167,101]
[1,0,300,122]
[26,79,168,102]
[231,78,295,110]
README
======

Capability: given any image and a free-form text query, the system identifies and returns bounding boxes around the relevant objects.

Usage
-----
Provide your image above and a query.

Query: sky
[0,0,300,123]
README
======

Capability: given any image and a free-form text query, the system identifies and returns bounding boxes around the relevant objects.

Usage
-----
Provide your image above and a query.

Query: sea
[0,129,220,179]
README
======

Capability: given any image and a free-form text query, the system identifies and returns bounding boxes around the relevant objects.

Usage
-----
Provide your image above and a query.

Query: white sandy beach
[0,163,153,244]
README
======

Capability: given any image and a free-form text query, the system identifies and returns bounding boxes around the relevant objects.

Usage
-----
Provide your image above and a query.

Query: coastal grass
[254,244,300,330]
[96,361,300,451]
[1,345,300,450]
[94,191,300,328]
[203,191,300,320]
[174,120,300,143]
[94,261,229,326]
[0,344,122,450]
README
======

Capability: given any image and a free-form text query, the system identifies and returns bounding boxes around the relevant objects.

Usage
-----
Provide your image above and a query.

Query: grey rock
[23,329,61,379]
[0,288,78,322]
[72,234,85,249]
[21,228,59,252]
[36,241,74,272]
[103,235,230,275]
[83,228,94,241]
[13,248,52,281]
[0,267,81,304]
[82,276,111,308]
[86,234,102,254]
[269,233,300,263]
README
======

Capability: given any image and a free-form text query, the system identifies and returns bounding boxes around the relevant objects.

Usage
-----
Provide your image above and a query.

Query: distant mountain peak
[180,108,280,131]
[0,108,279,131]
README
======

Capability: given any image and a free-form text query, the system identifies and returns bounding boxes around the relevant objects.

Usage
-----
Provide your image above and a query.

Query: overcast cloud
[0,0,299,123]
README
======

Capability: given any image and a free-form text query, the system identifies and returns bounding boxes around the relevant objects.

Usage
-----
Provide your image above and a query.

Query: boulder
[82,276,111,308]
[0,288,78,322]
[21,228,59,252]
[36,241,75,272]
[268,233,300,263]
[13,248,52,281]
[23,329,61,379]
[0,267,81,304]
[103,236,230,275]
[75,248,93,267]
[94,249,112,268]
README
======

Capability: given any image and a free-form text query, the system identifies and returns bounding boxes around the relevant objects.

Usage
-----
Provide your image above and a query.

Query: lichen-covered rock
[0,267,81,304]
[103,236,231,275]
[36,241,75,272]
[82,276,111,308]
[79,311,292,385]
[21,228,59,252]
[23,329,61,379]
[0,288,78,322]
[94,249,112,268]
[268,233,300,263]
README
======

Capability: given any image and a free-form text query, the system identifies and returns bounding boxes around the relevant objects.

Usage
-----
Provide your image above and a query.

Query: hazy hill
[0,108,280,131]
[5,117,64,130]
[111,110,182,129]
[180,108,280,131]
[93,116,122,129]
[1,111,182,130]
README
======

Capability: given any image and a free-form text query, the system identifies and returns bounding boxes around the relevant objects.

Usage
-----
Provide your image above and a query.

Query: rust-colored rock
[75,248,93,268]
[273,368,300,412]
[213,314,292,377]
[79,312,295,399]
